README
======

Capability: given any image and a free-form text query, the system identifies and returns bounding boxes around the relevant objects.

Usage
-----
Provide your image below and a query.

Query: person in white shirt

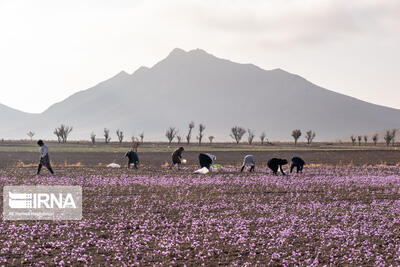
[241,155,255,172]
[37,140,54,175]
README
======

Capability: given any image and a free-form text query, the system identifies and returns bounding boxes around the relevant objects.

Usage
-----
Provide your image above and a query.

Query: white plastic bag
[107,163,121,168]
[194,167,209,174]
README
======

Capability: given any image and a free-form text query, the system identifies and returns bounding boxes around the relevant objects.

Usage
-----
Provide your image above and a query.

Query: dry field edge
[0,141,398,153]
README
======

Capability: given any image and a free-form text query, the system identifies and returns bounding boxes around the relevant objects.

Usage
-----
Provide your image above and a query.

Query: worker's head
[37,140,44,146]
[179,146,184,151]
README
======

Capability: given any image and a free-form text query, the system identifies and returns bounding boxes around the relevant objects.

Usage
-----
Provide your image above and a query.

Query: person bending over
[290,156,305,173]
[241,155,255,172]
[170,147,184,170]
[198,153,216,170]
[125,149,139,169]
[267,158,288,175]
[37,140,54,175]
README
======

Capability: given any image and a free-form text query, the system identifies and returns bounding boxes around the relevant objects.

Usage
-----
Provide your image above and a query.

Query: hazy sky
[0,0,399,113]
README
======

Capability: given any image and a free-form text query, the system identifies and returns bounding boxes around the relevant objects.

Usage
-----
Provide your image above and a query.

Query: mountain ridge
[1,48,399,141]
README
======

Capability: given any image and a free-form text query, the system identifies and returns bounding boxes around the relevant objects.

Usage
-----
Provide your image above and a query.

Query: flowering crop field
[1,166,400,265]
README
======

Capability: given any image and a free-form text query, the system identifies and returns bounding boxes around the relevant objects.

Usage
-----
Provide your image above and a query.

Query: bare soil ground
[1,149,399,169]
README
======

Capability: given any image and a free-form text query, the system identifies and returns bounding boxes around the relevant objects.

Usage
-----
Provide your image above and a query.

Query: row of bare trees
[165,122,207,145]
[351,129,397,147]
[32,124,398,147]
[229,127,270,145]
[229,127,316,146]
[90,129,145,144]
[291,130,316,146]
[350,134,379,146]
[48,123,316,145]
[32,125,146,144]
[166,125,272,145]
[165,125,269,146]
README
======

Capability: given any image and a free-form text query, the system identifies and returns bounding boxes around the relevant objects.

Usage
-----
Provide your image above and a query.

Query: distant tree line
[164,123,317,146]
[88,128,145,145]
[44,122,317,146]
[350,129,397,147]
[29,122,396,147]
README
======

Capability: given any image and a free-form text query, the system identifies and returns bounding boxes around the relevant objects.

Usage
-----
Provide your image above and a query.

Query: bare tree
[208,136,215,144]
[305,130,316,145]
[197,123,206,145]
[350,135,356,146]
[54,128,62,143]
[230,126,246,144]
[384,130,393,147]
[54,124,73,143]
[165,127,177,145]
[357,135,362,146]
[247,129,255,145]
[131,137,140,152]
[139,132,144,143]
[391,129,397,146]
[177,135,182,144]
[363,135,368,145]
[260,132,266,145]
[291,129,302,146]
[62,125,73,143]
[116,129,124,144]
[27,131,35,141]
[186,121,195,145]
[90,132,96,145]
[104,128,111,144]
[62,125,72,143]
[372,134,378,146]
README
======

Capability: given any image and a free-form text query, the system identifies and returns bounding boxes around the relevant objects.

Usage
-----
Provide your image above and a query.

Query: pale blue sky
[0,0,399,113]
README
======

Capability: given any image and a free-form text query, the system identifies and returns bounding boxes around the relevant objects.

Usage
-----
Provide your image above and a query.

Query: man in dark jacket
[267,158,288,175]
[198,153,216,170]
[170,147,184,170]
[125,150,139,169]
[37,140,54,175]
[290,156,306,173]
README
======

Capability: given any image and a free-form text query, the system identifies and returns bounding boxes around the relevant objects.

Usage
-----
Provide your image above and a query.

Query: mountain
[1,48,400,141]
[0,103,36,138]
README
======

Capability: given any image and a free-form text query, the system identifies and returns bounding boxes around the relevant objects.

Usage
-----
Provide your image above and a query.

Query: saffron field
[1,166,400,265]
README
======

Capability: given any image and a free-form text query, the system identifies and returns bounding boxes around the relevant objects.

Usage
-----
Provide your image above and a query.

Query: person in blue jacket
[125,149,139,169]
